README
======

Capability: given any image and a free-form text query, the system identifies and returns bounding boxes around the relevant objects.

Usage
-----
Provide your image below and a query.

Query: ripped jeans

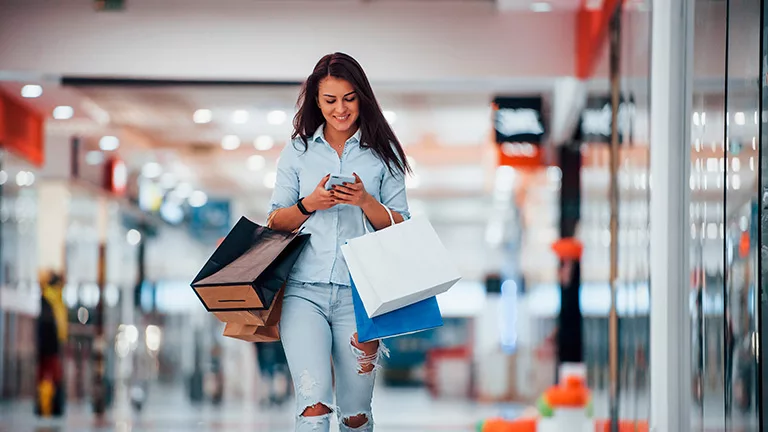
[280,281,387,432]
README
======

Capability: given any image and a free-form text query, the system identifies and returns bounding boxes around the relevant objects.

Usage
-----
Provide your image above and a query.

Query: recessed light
[267,110,287,125]
[248,155,266,171]
[0,171,7,185]
[99,136,120,151]
[232,110,249,124]
[530,2,552,12]
[383,110,397,124]
[21,85,43,98]
[193,109,213,124]
[53,106,74,120]
[16,171,34,187]
[142,162,163,179]
[254,135,275,151]
[221,135,241,150]
[188,190,208,208]
[126,229,142,246]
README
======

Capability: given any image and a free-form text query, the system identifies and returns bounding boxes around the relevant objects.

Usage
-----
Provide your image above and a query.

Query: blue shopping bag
[351,276,443,343]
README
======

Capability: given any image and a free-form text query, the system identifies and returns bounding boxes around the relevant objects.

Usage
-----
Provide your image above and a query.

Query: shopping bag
[341,207,461,318]
[220,285,286,342]
[223,323,280,342]
[191,216,309,312]
[351,276,443,343]
[213,285,285,326]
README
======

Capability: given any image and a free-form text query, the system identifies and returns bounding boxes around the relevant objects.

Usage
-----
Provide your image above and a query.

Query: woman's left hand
[330,173,372,207]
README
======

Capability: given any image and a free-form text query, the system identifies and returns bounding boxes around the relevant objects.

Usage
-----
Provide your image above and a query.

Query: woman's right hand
[302,174,337,212]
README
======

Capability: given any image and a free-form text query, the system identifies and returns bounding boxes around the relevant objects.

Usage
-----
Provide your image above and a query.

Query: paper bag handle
[362,202,395,234]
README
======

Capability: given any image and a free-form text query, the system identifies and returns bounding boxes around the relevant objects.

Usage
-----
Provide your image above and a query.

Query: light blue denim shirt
[269,124,411,286]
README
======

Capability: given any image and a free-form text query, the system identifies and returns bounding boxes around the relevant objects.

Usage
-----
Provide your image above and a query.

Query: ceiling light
[383,110,397,124]
[221,135,241,150]
[53,106,74,120]
[126,229,142,246]
[142,162,163,179]
[248,155,266,171]
[99,136,120,151]
[254,135,275,151]
[232,110,249,124]
[15,171,29,187]
[85,151,104,165]
[530,2,552,12]
[188,190,208,208]
[21,84,43,98]
[735,112,746,126]
[193,109,213,124]
[0,171,6,185]
[267,110,287,125]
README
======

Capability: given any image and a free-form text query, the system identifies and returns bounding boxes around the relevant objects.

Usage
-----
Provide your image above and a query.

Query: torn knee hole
[301,403,332,417]
[343,414,369,428]
[350,332,388,375]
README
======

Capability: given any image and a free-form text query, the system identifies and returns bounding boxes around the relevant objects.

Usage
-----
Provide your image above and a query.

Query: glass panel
[691,0,727,428]
[724,0,761,429]
[617,4,651,427]
[761,0,768,421]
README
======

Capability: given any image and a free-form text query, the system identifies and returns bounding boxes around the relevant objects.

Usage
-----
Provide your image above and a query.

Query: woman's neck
[323,124,357,147]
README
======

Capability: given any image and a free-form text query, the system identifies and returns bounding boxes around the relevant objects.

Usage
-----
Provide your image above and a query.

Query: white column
[36,180,71,274]
[649,0,693,431]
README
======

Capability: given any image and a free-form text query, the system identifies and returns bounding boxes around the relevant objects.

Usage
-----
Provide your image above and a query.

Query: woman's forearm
[268,205,310,232]
[360,195,403,230]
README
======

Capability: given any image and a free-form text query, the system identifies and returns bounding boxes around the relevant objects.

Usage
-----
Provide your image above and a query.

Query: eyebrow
[322,91,356,98]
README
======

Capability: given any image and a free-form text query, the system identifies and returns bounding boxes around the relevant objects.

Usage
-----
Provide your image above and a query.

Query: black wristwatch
[297,198,314,216]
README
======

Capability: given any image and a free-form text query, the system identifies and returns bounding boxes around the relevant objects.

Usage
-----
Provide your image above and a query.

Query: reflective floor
[0,386,761,431]
[0,386,516,432]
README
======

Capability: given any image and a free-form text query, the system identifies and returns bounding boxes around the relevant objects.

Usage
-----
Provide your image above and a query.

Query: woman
[268,52,411,432]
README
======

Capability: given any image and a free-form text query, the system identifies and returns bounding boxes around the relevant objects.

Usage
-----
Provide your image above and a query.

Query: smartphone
[325,174,356,190]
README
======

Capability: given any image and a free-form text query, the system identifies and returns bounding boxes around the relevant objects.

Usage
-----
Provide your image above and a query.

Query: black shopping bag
[191,216,309,312]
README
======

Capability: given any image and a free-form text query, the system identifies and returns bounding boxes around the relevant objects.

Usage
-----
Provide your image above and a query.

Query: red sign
[104,157,127,196]
[0,91,44,166]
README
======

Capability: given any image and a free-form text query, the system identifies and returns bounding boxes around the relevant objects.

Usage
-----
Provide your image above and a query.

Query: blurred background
[0,0,764,431]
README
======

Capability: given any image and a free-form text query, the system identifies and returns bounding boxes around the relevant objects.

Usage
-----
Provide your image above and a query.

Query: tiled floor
[0,385,517,432]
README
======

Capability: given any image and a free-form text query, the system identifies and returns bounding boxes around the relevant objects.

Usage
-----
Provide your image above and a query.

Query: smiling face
[317,76,359,135]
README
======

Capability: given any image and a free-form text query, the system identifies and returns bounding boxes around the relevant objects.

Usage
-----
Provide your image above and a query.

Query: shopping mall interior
[0,0,765,431]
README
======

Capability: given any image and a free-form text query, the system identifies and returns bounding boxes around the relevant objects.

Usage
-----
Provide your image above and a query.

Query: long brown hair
[292,52,411,175]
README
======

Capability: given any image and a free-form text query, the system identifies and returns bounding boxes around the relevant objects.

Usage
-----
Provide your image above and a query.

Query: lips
[334,114,349,122]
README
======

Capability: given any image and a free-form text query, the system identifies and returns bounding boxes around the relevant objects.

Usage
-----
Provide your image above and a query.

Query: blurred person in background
[254,341,291,406]
[35,270,68,417]
[548,239,583,381]
[267,52,411,432]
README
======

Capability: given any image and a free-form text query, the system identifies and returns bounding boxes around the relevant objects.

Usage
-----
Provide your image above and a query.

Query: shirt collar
[312,124,361,145]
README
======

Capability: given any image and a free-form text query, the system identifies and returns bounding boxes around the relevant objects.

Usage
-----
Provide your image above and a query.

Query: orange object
[482,417,537,432]
[739,231,750,258]
[565,375,586,389]
[552,238,584,260]
[545,386,589,407]
[576,0,621,79]
[0,90,44,166]
[594,419,650,432]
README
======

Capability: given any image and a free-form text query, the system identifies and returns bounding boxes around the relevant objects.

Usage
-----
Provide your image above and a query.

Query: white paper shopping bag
[341,207,461,318]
